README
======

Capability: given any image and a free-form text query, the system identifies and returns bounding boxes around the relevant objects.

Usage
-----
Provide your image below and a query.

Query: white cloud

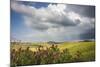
[11,1,36,15]
[11,1,95,41]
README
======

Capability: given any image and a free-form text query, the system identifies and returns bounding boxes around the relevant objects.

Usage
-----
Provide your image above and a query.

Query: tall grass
[10,44,85,67]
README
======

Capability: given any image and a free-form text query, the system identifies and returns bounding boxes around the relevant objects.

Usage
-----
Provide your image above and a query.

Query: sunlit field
[10,41,95,67]
[10,1,95,67]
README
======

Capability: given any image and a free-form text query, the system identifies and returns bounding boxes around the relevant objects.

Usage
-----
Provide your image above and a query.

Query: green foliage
[11,42,95,67]
[11,45,73,66]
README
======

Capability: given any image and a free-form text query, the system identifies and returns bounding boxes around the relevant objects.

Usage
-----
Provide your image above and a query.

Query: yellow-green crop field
[11,41,95,66]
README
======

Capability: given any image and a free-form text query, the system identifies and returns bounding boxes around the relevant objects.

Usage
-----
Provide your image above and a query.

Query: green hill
[58,41,95,61]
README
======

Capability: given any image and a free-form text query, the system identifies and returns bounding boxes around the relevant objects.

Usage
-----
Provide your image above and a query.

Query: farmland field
[10,1,95,67]
[11,41,95,67]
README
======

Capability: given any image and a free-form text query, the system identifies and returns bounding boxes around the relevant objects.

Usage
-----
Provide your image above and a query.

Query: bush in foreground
[11,44,82,67]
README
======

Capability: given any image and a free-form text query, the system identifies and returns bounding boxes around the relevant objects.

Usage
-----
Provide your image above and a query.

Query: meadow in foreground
[11,41,95,67]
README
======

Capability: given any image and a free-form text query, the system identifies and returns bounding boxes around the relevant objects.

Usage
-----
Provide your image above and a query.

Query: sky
[11,1,95,42]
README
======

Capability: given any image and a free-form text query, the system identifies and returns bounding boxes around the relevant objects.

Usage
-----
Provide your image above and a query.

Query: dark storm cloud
[67,4,95,18]
[79,28,95,39]
[45,15,80,27]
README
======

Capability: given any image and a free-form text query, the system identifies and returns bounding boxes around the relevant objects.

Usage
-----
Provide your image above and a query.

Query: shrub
[11,45,82,66]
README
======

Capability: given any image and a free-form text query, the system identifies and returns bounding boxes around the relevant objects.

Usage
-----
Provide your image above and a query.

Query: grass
[59,41,95,61]
[11,41,95,66]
